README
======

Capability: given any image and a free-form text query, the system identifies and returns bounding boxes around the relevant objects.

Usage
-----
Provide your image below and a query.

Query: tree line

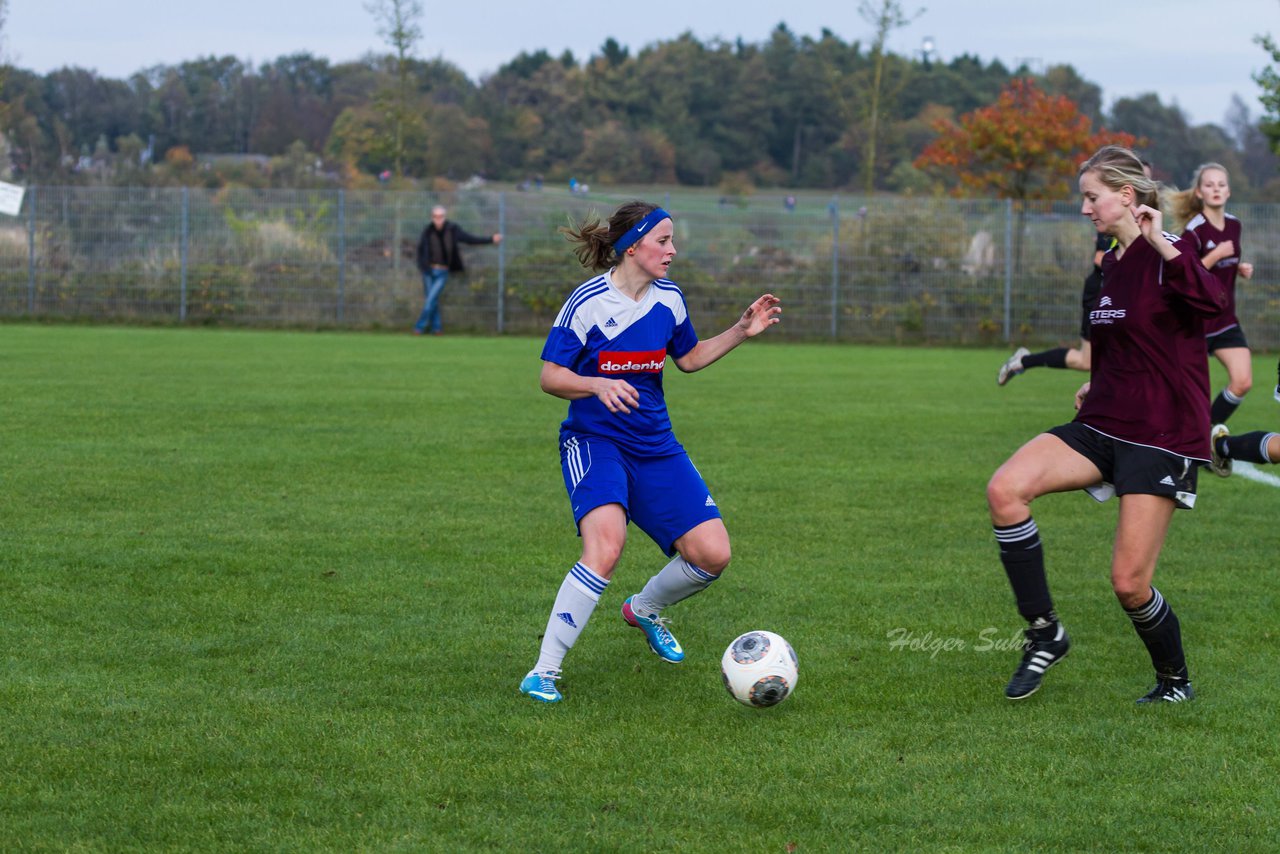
[1,22,1277,198]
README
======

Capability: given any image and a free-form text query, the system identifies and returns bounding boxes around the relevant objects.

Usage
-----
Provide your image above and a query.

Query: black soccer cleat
[1136,677,1194,704]
[1005,623,1070,700]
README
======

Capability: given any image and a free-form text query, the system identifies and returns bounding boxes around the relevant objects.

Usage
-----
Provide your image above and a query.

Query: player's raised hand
[1132,204,1164,244]
[737,294,782,337]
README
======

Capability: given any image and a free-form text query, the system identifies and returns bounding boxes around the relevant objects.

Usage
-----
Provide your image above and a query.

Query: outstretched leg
[522,504,627,702]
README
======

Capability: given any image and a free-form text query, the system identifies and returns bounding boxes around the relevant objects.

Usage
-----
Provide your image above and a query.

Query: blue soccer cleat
[621,595,684,663]
[519,670,562,703]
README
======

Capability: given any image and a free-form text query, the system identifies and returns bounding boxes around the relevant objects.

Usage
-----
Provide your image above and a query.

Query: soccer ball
[720,630,798,707]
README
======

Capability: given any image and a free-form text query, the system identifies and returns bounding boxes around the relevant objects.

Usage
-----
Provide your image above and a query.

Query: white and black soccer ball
[720,630,798,708]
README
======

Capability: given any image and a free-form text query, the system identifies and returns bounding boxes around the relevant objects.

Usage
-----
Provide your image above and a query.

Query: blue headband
[613,208,671,253]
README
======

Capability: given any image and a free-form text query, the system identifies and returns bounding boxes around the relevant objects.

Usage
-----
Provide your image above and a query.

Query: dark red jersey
[1180,212,1242,335]
[1076,233,1227,460]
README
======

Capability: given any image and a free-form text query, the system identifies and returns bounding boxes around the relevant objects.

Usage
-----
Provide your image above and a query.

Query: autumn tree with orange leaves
[916,77,1137,200]
[915,78,1138,271]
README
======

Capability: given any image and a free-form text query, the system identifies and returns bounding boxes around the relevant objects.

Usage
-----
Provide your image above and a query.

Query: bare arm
[540,361,639,414]
[674,294,782,373]
[1199,239,1234,268]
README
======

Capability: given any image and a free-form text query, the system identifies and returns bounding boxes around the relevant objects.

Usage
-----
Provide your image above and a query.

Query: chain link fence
[3,186,1279,348]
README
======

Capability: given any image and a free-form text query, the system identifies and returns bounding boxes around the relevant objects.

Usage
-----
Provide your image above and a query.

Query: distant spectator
[412,205,501,336]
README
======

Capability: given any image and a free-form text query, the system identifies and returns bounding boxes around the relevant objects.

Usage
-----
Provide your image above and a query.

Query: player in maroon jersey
[1172,163,1255,433]
[987,146,1227,705]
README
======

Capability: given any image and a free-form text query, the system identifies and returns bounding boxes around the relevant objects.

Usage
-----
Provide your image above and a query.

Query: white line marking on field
[1235,462,1280,488]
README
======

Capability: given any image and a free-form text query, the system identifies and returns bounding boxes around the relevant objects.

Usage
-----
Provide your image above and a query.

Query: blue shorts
[559,434,722,556]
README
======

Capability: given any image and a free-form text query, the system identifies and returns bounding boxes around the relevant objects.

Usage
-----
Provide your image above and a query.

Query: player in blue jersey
[520,200,782,703]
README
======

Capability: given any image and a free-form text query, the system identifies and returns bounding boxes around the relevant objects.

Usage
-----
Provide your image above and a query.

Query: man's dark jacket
[415,221,495,274]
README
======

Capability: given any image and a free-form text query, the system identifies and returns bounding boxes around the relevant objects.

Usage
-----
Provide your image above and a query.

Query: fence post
[497,191,506,334]
[338,189,346,324]
[1002,198,1013,342]
[392,192,401,278]
[26,185,36,314]
[830,199,839,340]
[180,187,189,322]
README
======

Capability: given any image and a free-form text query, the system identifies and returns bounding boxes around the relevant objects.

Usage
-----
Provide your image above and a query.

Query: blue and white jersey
[541,270,699,456]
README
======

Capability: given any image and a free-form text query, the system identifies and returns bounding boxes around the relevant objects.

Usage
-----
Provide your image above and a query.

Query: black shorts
[1047,422,1199,510]
[1079,270,1103,341]
[1207,324,1249,352]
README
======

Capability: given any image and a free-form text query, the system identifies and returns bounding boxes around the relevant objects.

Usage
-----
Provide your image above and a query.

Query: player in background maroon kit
[1212,429,1280,472]
[1176,164,1256,420]
[997,160,1153,387]
[1172,164,1255,436]
[995,231,1105,385]
[987,146,1226,704]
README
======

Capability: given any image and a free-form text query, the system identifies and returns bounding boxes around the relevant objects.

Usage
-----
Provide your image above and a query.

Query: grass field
[3,324,1278,851]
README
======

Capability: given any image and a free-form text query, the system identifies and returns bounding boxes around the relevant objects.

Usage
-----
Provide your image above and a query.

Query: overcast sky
[7,0,1278,128]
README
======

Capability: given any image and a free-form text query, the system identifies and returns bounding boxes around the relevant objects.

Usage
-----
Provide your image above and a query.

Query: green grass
[2,325,1278,851]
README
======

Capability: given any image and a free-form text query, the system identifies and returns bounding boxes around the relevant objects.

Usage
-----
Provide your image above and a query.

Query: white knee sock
[632,556,718,615]
[533,563,608,675]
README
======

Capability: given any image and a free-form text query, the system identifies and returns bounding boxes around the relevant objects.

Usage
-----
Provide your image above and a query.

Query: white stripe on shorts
[564,437,589,487]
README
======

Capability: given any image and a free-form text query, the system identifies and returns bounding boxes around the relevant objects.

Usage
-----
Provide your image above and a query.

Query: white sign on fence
[0,181,25,216]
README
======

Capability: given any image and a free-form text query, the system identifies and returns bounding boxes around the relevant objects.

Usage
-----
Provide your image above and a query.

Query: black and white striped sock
[994,517,1054,623]
[1124,587,1187,680]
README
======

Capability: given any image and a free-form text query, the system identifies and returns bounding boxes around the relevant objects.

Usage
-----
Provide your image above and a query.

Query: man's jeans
[415,268,449,333]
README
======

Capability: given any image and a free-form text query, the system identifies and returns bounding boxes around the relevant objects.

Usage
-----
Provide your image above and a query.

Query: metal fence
[3,186,1279,348]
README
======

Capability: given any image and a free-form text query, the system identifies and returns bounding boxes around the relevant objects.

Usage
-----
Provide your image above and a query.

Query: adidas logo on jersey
[604,317,618,328]
[556,611,578,628]
[705,495,717,507]
[1159,475,1175,486]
